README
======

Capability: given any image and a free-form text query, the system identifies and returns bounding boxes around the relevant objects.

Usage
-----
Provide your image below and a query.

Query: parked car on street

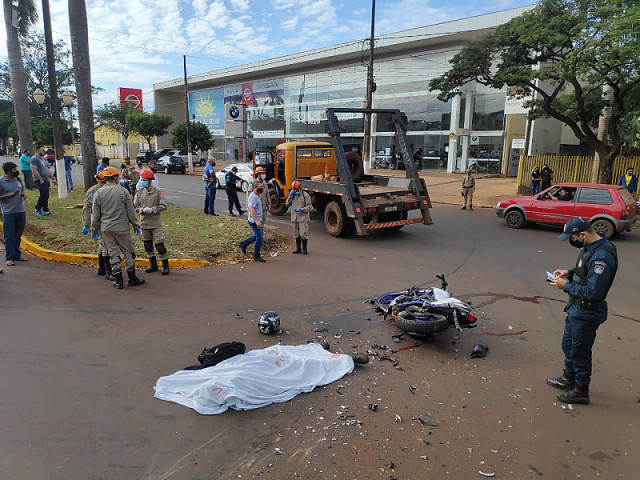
[153,149,171,161]
[157,155,186,174]
[136,151,154,163]
[216,163,254,192]
[496,183,637,238]
[168,150,207,167]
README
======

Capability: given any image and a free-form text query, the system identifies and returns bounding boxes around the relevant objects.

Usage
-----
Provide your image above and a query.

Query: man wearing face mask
[252,166,269,223]
[0,162,27,266]
[239,180,266,262]
[134,169,170,275]
[136,161,159,192]
[224,166,245,217]
[547,217,618,405]
[81,170,114,280]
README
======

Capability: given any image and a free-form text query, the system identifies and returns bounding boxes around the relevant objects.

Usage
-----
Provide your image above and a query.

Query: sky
[1,0,535,112]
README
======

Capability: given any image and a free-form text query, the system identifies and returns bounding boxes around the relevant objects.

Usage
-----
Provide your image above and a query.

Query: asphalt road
[2,163,639,479]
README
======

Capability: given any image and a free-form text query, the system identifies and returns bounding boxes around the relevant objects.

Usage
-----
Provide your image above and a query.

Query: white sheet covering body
[154,343,355,414]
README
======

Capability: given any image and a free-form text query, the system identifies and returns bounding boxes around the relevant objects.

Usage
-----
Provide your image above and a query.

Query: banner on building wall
[118,88,143,110]
[189,88,225,137]
[241,83,254,105]
[251,130,285,138]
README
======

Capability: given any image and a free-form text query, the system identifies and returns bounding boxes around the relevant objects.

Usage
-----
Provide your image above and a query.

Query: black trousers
[227,188,242,213]
[34,180,50,212]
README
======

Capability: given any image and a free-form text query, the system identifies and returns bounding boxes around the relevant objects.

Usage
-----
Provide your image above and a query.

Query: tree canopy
[128,111,173,151]
[171,121,215,152]
[429,0,640,183]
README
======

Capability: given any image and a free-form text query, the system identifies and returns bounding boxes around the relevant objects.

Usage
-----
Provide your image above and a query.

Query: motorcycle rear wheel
[395,311,449,336]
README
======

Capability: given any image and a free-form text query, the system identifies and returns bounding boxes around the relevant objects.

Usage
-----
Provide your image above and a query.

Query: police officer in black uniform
[547,217,618,405]
[225,166,245,217]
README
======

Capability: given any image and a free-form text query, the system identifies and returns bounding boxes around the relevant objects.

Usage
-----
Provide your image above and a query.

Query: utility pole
[362,0,376,174]
[41,0,67,198]
[183,55,194,173]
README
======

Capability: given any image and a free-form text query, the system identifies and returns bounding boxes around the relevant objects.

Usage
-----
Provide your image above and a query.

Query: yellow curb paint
[15,234,213,268]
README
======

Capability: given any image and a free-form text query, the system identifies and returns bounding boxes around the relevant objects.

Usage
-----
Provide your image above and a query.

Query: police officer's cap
[558,217,591,241]
[231,166,238,172]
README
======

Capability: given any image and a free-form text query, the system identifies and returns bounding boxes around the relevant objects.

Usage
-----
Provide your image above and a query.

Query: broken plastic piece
[471,344,489,359]
[368,403,378,412]
[478,471,495,477]
[418,417,439,427]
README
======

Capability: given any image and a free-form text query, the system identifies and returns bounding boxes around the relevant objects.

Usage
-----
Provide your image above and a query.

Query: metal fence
[516,155,640,194]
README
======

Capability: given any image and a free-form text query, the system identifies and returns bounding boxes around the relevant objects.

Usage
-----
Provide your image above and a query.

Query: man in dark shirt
[225,166,245,217]
[540,164,553,190]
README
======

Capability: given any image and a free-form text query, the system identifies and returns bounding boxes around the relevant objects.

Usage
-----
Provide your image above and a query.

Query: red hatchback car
[496,183,637,238]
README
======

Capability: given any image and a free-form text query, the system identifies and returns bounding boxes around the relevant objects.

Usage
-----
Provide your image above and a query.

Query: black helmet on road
[258,310,280,335]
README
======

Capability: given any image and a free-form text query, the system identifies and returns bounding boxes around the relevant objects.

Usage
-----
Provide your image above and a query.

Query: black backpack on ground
[183,342,246,370]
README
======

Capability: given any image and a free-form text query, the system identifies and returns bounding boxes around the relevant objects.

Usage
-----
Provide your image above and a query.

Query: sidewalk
[374,170,518,209]
[186,163,519,209]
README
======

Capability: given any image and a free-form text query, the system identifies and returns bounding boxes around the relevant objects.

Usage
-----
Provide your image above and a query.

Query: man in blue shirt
[202,158,218,216]
[30,145,56,216]
[547,217,618,405]
[96,157,110,173]
[19,149,32,189]
[239,180,266,262]
[617,166,638,197]
[64,155,75,191]
[0,162,28,265]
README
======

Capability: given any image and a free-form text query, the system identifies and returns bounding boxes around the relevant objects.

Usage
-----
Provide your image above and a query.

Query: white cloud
[230,0,251,10]
[281,17,299,31]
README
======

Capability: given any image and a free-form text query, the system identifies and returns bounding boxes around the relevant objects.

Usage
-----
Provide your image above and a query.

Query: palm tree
[2,0,37,154]
[68,0,98,189]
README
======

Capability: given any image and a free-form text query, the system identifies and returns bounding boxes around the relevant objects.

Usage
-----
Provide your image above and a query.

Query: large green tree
[69,0,99,189]
[171,121,215,152]
[2,0,37,154]
[32,115,73,145]
[95,102,137,158]
[429,0,640,183]
[128,111,173,152]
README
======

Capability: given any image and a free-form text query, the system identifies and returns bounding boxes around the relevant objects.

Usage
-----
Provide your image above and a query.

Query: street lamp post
[61,90,76,159]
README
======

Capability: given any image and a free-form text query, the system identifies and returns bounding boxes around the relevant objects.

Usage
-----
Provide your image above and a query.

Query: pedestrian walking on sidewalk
[64,155,75,191]
[91,167,145,289]
[547,217,618,405]
[461,170,475,210]
[81,170,114,280]
[285,180,313,254]
[0,162,27,266]
[133,169,170,275]
[203,159,218,216]
[531,166,541,196]
[30,145,56,217]
[225,166,245,216]
[239,180,266,262]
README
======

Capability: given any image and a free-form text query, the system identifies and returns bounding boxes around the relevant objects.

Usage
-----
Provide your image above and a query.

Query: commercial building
[154,5,573,176]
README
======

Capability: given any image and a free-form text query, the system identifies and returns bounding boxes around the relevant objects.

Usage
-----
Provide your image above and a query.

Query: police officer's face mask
[569,233,584,249]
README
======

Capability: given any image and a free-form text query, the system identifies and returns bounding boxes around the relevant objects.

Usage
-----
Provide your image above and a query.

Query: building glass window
[472,93,505,130]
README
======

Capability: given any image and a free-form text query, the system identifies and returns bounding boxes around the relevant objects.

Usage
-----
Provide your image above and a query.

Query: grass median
[21,187,286,261]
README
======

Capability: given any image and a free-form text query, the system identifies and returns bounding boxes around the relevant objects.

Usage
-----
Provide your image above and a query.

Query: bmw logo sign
[229,106,240,118]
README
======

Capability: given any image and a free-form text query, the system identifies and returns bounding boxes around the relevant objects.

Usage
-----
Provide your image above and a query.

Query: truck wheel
[395,311,449,336]
[324,201,352,237]
[346,152,364,183]
[269,188,288,216]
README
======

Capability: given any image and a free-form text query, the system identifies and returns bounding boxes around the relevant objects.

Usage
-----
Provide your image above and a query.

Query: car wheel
[164,167,170,175]
[200,159,206,166]
[505,209,525,229]
[241,180,249,193]
[591,219,615,239]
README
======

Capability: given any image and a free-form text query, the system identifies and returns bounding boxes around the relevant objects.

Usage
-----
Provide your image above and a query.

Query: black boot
[113,272,124,289]
[104,261,115,281]
[253,255,266,263]
[161,259,170,275]
[97,254,106,276]
[292,237,302,254]
[145,256,158,273]
[546,370,575,391]
[127,268,145,286]
[469,204,473,211]
[557,385,589,405]
[239,241,248,255]
[302,239,308,255]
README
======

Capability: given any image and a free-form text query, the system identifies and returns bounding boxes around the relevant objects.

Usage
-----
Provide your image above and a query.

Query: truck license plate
[384,205,398,212]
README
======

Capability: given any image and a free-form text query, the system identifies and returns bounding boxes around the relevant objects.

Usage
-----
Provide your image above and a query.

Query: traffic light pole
[184,55,194,173]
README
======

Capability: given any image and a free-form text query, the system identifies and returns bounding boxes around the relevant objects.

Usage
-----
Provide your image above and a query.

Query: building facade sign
[118,88,143,111]
[188,88,225,137]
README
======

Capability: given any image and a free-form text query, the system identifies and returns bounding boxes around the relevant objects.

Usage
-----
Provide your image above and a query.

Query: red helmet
[140,169,155,179]
[291,180,301,192]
